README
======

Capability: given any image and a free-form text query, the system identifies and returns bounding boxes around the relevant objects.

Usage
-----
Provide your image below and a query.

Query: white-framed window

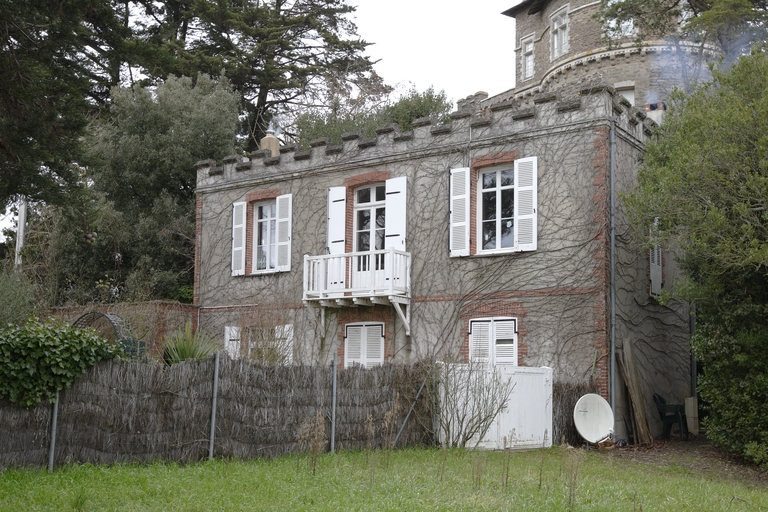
[478,157,538,254]
[615,81,636,106]
[354,183,387,271]
[650,217,662,296]
[231,193,292,276]
[551,7,569,59]
[469,318,518,366]
[224,326,241,359]
[254,201,277,271]
[248,323,294,365]
[522,36,535,80]
[326,176,407,256]
[344,323,384,368]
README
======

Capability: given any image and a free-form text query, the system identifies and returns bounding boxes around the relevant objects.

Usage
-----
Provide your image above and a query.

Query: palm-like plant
[162,324,218,365]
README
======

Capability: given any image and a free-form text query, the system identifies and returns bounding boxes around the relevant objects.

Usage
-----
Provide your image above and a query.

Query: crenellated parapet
[195,84,653,190]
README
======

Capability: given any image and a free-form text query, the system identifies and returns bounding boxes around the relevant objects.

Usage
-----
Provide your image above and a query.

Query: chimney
[645,101,667,124]
[260,122,280,157]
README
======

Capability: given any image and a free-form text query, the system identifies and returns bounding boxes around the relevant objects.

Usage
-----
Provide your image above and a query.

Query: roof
[502,0,547,17]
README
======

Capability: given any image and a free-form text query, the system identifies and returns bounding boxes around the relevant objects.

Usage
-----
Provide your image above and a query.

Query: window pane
[357,188,370,204]
[501,189,514,219]
[375,185,386,202]
[375,229,385,250]
[256,247,266,270]
[375,207,385,229]
[482,221,496,250]
[482,191,496,221]
[357,231,370,251]
[501,169,514,187]
[357,210,370,231]
[258,221,267,245]
[501,219,514,248]
[269,219,276,268]
[482,172,496,189]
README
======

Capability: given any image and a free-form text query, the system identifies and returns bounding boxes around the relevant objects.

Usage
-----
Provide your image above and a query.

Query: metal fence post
[48,389,59,472]
[208,351,220,460]
[330,354,337,453]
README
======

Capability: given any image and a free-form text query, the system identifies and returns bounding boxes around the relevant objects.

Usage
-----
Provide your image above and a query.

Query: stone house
[193,0,698,440]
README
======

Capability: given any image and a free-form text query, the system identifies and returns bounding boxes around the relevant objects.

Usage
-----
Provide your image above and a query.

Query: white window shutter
[515,157,537,251]
[224,326,241,359]
[327,186,346,255]
[469,321,491,363]
[494,320,518,365]
[449,167,471,257]
[650,218,662,296]
[231,202,246,276]
[384,176,407,250]
[364,324,384,367]
[345,325,363,367]
[275,194,292,271]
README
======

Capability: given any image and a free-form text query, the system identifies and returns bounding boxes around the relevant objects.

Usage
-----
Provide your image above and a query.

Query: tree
[0,0,133,209]
[130,0,382,151]
[624,51,768,466]
[20,74,241,305]
[293,86,453,147]
[598,0,768,60]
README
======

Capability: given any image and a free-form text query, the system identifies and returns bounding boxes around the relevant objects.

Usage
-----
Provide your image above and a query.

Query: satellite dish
[573,393,614,444]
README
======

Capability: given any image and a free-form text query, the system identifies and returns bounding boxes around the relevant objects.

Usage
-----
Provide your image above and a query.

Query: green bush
[693,326,768,468]
[162,324,218,365]
[0,266,39,327]
[0,318,118,407]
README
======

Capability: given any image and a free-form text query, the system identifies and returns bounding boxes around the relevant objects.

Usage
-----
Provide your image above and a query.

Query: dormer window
[522,36,535,80]
[551,7,569,59]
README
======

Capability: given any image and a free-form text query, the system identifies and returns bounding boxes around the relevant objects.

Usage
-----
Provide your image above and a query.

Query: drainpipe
[609,117,617,425]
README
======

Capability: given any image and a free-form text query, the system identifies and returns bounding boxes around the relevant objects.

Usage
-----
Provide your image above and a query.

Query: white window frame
[253,200,278,272]
[551,6,569,59]
[246,323,294,364]
[231,193,292,276]
[521,35,535,80]
[224,326,241,359]
[326,176,407,255]
[650,217,663,296]
[469,317,518,366]
[344,323,385,368]
[475,157,538,255]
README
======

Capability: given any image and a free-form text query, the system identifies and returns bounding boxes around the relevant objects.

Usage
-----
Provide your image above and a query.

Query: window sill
[473,248,525,257]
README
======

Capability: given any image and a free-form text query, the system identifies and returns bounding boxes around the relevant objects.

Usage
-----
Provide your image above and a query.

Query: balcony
[303,248,411,334]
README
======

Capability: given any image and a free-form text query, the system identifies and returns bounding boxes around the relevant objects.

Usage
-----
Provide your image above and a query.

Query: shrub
[0,265,39,327]
[162,324,218,365]
[0,318,118,407]
[694,326,768,468]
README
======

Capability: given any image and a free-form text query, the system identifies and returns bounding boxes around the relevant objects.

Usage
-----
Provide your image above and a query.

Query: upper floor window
[254,202,277,271]
[449,157,538,257]
[551,7,569,59]
[522,37,535,80]
[231,193,292,276]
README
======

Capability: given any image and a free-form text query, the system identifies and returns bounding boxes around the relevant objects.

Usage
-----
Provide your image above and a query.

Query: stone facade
[193,0,695,440]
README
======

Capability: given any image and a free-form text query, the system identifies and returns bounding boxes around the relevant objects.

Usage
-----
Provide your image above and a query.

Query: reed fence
[0,357,431,469]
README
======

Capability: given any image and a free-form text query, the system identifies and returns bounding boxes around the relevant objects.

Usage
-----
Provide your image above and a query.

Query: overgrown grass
[1,446,766,511]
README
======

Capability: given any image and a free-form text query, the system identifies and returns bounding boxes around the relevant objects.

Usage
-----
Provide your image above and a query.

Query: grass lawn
[1,444,766,511]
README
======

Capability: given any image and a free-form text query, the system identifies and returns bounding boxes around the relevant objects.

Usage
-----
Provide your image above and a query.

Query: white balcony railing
[303,248,411,302]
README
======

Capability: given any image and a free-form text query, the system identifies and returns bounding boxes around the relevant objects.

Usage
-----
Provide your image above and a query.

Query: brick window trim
[468,151,520,256]
[458,301,528,365]
[336,306,393,367]
[244,189,281,275]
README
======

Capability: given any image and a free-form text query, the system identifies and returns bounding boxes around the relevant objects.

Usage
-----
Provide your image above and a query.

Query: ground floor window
[344,323,384,368]
[469,317,518,365]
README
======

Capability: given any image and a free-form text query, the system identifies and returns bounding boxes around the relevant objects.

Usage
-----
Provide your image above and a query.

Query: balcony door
[353,184,386,291]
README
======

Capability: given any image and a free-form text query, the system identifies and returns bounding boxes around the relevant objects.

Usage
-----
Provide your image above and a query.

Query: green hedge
[0,318,118,407]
